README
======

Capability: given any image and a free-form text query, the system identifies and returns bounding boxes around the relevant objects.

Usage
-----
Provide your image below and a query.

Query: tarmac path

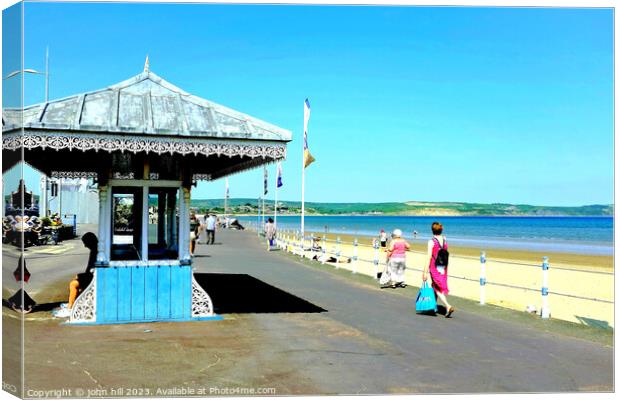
[2,228,613,395]
[191,229,613,393]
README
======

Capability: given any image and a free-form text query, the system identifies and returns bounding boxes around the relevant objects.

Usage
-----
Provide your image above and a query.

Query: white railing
[243,222,613,327]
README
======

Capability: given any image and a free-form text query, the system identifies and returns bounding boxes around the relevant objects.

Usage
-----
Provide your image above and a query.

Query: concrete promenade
[2,228,613,396]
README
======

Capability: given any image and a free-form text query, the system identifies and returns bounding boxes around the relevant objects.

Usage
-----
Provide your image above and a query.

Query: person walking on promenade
[264,217,276,248]
[205,213,217,245]
[380,229,388,248]
[423,221,454,317]
[190,224,199,256]
[196,213,206,244]
[385,229,410,288]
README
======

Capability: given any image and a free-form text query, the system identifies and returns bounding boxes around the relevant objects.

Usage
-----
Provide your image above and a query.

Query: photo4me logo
[2,381,17,393]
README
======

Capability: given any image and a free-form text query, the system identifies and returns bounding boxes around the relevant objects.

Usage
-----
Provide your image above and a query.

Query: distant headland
[190,199,613,217]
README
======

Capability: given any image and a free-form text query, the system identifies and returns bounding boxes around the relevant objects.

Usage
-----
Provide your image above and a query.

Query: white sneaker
[53,308,71,318]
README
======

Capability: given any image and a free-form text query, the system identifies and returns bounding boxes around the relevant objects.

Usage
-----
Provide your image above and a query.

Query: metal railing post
[373,239,379,279]
[321,235,327,265]
[480,251,486,305]
[352,238,358,274]
[336,236,341,269]
[541,256,550,319]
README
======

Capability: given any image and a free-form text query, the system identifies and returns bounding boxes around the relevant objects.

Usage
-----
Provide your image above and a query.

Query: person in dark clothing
[68,232,98,308]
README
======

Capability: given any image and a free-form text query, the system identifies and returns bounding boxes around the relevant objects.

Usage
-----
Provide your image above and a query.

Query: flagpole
[257,196,260,235]
[301,157,305,239]
[224,178,228,222]
[274,171,278,229]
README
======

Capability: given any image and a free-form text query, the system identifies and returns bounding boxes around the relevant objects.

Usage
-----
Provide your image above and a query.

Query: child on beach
[380,229,388,247]
[423,221,454,317]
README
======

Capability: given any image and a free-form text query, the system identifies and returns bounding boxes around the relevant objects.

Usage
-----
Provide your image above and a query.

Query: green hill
[191,199,613,216]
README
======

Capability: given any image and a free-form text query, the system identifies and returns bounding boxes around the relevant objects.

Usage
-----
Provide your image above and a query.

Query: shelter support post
[179,186,191,264]
[96,185,109,265]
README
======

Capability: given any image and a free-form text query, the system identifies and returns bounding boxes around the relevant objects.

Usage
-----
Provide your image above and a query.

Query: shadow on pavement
[575,316,611,330]
[2,297,64,314]
[195,273,327,314]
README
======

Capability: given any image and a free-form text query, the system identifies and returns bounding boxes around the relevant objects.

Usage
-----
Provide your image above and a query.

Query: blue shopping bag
[415,281,437,314]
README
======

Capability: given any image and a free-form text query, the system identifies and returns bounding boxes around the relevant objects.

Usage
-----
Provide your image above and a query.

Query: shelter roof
[3,70,291,143]
[2,69,291,179]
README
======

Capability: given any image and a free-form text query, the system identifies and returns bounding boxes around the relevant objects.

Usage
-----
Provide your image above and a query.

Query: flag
[303,98,315,168]
[225,178,229,198]
[263,166,268,195]
[277,162,283,188]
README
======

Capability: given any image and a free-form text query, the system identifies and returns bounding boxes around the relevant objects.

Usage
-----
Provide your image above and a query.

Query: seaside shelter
[2,65,292,324]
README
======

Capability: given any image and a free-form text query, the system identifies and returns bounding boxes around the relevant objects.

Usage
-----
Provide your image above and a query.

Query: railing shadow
[194,273,326,314]
[575,316,611,330]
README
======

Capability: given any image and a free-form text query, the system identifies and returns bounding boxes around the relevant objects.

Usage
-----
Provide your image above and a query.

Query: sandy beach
[274,230,614,328]
[301,232,613,270]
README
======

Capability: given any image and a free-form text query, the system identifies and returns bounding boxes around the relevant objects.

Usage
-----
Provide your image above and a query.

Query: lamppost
[3,46,49,102]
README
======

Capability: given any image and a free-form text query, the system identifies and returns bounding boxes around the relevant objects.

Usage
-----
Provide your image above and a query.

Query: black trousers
[206,229,215,244]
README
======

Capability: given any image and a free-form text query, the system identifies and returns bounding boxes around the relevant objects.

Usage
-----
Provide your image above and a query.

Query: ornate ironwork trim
[191,275,214,318]
[69,270,97,323]
[3,131,287,159]
[50,171,98,179]
[192,174,212,181]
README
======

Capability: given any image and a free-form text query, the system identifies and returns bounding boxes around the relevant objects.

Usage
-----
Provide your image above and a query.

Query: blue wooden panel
[102,268,118,322]
[157,266,171,318]
[170,266,187,318]
[95,265,197,324]
[117,268,132,320]
[182,267,192,319]
[144,267,158,320]
[130,267,145,320]
[96,269,106,322]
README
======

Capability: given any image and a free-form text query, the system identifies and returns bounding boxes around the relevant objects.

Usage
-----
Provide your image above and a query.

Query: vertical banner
[275,162,283,227]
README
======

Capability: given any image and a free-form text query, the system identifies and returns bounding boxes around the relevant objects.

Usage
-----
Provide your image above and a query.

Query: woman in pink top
[423,222,454,317]
[385,229,410,288]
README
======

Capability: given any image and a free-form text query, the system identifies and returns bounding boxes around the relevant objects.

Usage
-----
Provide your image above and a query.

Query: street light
[3,68,44,79]
[2,47,49,102]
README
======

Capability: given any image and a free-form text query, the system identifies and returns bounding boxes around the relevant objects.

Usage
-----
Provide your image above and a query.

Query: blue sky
[4,3,614,206]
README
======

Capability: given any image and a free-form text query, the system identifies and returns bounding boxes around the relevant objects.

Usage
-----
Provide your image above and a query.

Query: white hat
[392,229,402,238]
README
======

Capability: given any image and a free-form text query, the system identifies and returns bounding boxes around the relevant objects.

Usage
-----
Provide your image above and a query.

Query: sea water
[238,216,614,256]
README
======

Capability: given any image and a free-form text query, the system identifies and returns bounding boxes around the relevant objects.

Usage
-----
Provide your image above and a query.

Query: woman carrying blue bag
[415,281,438,314]
[422,221,455,318]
